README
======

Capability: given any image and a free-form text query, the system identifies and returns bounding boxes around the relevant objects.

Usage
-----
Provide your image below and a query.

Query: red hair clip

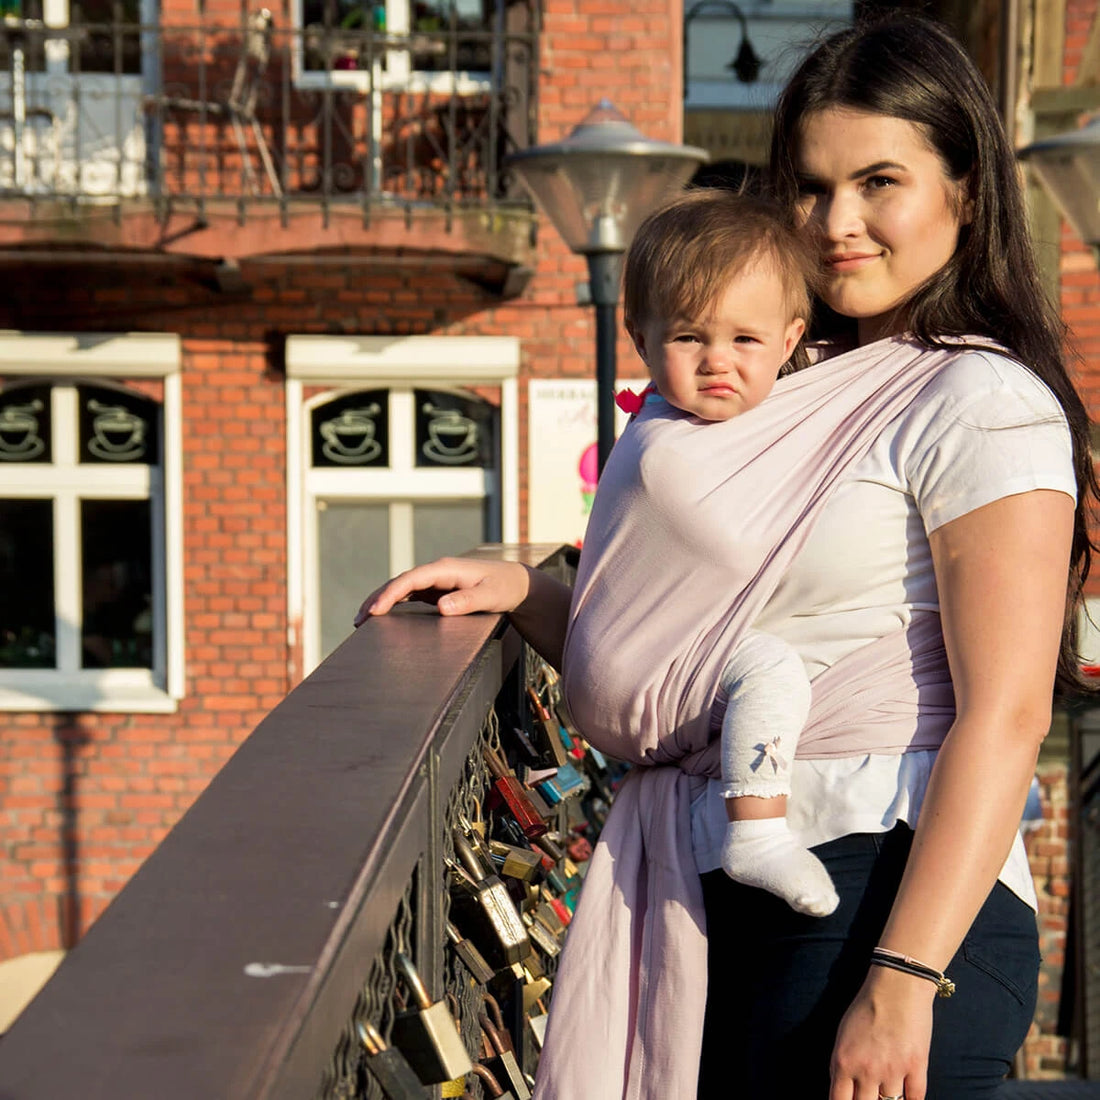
[614,387,648,415]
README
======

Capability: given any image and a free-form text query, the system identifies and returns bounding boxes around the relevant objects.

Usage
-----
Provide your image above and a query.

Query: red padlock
[483,744,549,840]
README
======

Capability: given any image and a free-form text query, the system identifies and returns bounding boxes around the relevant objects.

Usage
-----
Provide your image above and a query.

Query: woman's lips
[826,251,880,273]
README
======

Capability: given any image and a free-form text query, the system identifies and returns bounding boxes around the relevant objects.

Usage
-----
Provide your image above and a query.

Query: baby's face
[631,262,804,422]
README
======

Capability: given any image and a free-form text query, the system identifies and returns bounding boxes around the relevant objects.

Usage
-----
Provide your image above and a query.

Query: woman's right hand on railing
[354,557,533,625]
[354,556,572,670]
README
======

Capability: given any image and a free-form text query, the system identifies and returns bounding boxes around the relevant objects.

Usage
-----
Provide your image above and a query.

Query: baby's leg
[720,632,838,917]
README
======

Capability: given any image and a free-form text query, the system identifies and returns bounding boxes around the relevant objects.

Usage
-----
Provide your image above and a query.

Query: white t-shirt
[690,347,1078,908]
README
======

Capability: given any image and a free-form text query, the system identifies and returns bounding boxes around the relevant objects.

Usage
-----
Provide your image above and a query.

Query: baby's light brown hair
[623,188,815,371]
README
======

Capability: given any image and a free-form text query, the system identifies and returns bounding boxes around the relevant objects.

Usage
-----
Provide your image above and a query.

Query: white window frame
[290,0,493,94]
[286,334,518,675]
[0,331,183,713]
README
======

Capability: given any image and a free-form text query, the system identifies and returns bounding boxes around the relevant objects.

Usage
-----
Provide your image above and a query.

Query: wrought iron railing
[0,5,538,212]
[0,544,582,1100]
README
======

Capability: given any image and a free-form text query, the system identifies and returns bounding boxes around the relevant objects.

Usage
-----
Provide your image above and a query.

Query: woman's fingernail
[438,596,454,614]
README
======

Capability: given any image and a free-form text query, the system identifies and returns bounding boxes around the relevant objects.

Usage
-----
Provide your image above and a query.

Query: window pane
[81,499,153,669]
[416,389,495,468]
[71,0,142,74]
[0,499,56,669]
[300,0,495,71]
[413,500,485,564]
[312,390,389,468]
[408,0,496,71]
[79,384,159,465]
[318,501,390,659]
[0,383,52,464]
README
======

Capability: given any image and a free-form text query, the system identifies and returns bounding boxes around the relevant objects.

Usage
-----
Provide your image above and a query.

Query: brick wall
[1020,758,1076,1078]
[0,0,682,961]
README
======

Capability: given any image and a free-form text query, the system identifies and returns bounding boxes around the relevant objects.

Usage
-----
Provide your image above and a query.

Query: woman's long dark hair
[769,14,1099,698]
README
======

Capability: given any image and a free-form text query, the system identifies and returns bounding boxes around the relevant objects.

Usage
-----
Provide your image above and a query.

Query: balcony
[0,5,539,281]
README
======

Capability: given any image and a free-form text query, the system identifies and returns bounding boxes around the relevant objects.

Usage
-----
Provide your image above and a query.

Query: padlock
[445,918,496,985]
[481,991,516,1054]
[356,1018,427,1100]
[459,813,497,870]
[390,952,474,1085]
[479,1011,531,1100]
[535,762,589,806]
[469,1063,517,1100]
[567,834,593,864]
[522,949,546,980]
[552,690,583,742]
[448,832,531,971]
[543,890,573,928]
[532,900,565,940]
[522,912,561,959]
[483,745,549,840]
[527,1008,549,1050]
[525,686,567,767]
[521,974,552,1015]
[532,832,565,864]
[488,839,542,883]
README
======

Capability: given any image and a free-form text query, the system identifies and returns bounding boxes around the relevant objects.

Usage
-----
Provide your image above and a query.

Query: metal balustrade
[0,543,576,1100]
[0,6,538,213]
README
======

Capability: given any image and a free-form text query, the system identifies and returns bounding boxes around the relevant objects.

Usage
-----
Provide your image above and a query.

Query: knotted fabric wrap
[534,337,975,1100]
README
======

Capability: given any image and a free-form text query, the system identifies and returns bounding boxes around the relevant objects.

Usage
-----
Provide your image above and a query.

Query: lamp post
[1017,116,1100,258]
[506,100,708,474]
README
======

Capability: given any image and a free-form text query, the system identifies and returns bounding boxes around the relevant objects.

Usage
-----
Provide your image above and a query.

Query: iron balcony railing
[0,5,538,214]
[0,544,584,1100]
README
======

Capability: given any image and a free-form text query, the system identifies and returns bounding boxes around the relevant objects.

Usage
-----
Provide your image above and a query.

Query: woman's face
[793,107,971,344]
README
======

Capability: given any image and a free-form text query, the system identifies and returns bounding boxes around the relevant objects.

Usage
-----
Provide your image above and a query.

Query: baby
[616,188,838,917]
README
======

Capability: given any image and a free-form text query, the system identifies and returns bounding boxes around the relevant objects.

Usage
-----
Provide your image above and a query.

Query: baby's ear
[783,317,806,361]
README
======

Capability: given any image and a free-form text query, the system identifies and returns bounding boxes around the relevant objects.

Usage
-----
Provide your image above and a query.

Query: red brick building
[0,0,680,1007]
[0,0,1098,1079]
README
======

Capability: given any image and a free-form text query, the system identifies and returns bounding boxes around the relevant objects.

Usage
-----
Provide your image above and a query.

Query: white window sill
[0,673,180,713]
[294,68,491,94]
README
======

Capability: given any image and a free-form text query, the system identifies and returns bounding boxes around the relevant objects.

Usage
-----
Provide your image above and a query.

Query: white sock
[721,816,839,917]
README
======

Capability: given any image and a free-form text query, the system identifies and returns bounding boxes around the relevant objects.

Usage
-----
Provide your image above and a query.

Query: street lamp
[1017,116,1100,254]
[683,0,764,93]
[506,100,708,474]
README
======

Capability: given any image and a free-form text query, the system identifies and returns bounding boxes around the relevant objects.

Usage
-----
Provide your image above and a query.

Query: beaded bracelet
[870,947,956,998]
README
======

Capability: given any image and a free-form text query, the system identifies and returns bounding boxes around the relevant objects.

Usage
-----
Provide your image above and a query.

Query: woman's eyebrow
[796,160,908,182]
[849,159,906,178]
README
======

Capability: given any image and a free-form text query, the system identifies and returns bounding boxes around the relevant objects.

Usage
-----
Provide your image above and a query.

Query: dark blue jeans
[698,824,1039,1098]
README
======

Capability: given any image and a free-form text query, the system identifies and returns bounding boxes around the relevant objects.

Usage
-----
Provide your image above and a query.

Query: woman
[356,16,1096,1099]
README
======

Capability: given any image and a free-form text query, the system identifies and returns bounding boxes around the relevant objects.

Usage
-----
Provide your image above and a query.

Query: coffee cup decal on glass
[0,399,46,461]
[421,402,479,465]
[87,399,147,461]
[320,404,383,464]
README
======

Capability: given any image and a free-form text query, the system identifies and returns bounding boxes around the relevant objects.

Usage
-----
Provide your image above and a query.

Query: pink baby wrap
[536,337,972,1100]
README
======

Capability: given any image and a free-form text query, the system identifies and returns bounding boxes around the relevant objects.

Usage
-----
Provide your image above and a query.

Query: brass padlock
[521,974,552,1015]
[448,832,531,971]
[488,839,542,883]
[390,952,473,1085]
